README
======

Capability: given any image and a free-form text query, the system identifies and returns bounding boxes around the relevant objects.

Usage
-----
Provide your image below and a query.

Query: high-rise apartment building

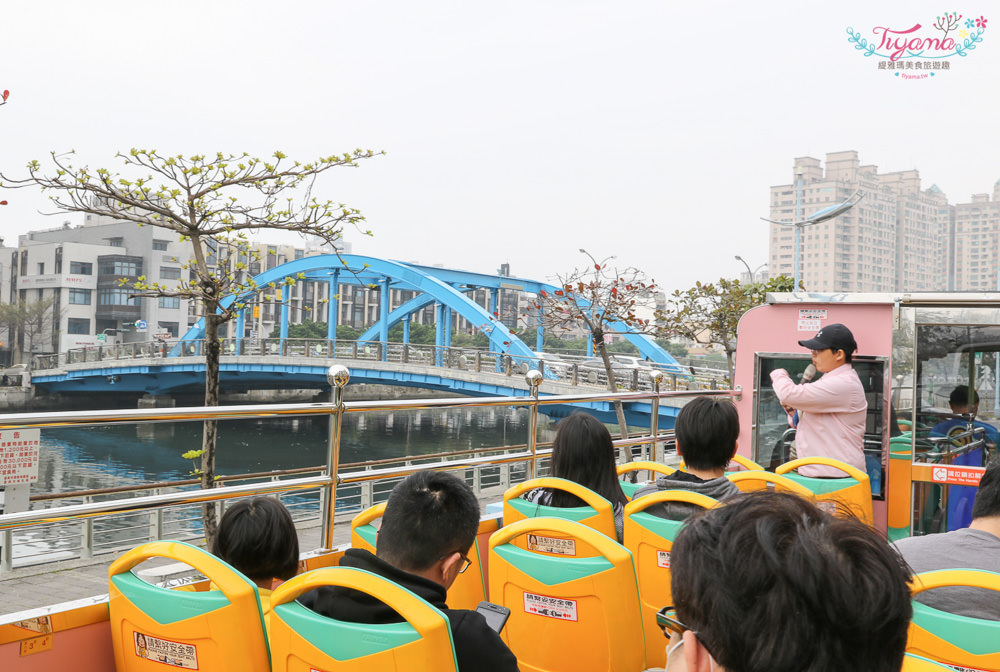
[768,151,952,292]
[952,183,1000,291]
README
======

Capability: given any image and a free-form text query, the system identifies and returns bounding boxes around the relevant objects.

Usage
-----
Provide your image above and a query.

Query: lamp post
[734,256,767,284]
[761,186,865,289]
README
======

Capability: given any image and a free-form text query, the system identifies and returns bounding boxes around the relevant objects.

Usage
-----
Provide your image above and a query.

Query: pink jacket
[770,364,867,478]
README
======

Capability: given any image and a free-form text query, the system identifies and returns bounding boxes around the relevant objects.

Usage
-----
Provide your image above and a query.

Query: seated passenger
[633,396,740,520]
[893,457,1000,621]
[666,491,912,672]
[931,385,1000,530]
[523,412,628,542]
[300,470,519,672]
[211,496,300,620]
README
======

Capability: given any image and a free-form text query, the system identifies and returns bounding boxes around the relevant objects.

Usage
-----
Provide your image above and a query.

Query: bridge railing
[0,368,740,582]
[32,338,730,390]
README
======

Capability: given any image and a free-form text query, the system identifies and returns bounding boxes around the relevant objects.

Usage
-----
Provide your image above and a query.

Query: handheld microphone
[792,364,817,428]
[800,364,817,384]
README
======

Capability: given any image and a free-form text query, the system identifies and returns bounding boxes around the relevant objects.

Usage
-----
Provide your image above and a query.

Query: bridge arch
[174,254,680,369]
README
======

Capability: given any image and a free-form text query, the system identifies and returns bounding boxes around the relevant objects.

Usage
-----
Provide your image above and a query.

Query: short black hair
[950,385,980,407]
[376,470,480,572]
[211,496,299,583]
[672,492,912,672]
[972,457,1000,519]
[675,396,739,471]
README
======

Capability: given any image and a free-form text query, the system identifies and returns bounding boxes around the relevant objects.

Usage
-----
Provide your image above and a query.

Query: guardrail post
[322,365,350,549]
[80,518,94,560]
[360,481,373,510]
[571,364,578,386]
[475,351,481,373]
[1,529,13,573]
[525,369,542,479]
[648,370,664,462]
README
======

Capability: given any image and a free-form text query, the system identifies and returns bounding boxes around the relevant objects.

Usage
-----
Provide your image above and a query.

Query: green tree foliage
[268,319,330,339]
[1,148,381,541]
[657,274,795,380]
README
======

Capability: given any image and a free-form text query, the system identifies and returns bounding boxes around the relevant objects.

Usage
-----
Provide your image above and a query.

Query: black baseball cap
[797,323,857,354]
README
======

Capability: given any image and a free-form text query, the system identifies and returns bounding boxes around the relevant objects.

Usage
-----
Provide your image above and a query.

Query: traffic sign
[96,334,106,343]
[135,319,148,332]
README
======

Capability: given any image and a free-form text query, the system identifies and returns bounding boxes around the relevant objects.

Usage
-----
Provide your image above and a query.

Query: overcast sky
[2,0,997,294]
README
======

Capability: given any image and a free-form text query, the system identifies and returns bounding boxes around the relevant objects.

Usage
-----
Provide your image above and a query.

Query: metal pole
[525,369,543,479]
[794,169,803,288]
[322,365,350,549]
[648,370,664,462]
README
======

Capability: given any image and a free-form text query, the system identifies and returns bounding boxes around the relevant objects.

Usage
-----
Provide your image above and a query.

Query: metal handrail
[0,367,710,573]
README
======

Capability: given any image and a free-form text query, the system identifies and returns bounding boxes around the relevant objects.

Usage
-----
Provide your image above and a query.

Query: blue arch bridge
[31,255,724,426]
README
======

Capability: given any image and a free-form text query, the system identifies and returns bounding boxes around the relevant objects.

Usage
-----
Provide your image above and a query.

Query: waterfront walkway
[1,493,505,617]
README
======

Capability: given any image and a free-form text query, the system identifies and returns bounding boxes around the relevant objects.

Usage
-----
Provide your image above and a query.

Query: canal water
[29,405,552,497]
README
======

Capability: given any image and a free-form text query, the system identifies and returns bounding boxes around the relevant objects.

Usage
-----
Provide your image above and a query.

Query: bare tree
[535,251,658,452]
[0,298,55,363]
[1,148,382,541]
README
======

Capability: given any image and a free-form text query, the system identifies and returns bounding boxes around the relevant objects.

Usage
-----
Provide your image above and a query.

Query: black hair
[671,491,912,672]
[674,396,739,471]
[547,412,628,510]
[972,457,1000,519]
[376,470,480,572]
[840,349,853,364]
[950,384,980,407]
[211,496,299,583]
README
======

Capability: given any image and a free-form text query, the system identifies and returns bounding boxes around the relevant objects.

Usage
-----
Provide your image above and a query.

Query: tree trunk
[200,310,221,544]
[596,341,631,460]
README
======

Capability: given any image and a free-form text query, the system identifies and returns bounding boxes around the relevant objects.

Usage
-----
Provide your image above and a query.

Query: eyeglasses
[656,606,689,637]
[657,606,716,659]
[442,550,473,574]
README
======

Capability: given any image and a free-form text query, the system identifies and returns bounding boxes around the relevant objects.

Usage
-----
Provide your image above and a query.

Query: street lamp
[734,255,767,284]
[578,248,615,268]
[761,183,864,289]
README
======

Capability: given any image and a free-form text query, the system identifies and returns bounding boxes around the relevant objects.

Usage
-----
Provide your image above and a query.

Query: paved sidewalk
[1,491,506,618]
[0,523,332,618]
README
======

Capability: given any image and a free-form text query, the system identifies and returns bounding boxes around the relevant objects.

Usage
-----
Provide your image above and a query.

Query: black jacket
[299,549,519,672]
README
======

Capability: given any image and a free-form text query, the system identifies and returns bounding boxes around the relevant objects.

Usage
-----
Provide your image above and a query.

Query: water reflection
[29,406,546,497]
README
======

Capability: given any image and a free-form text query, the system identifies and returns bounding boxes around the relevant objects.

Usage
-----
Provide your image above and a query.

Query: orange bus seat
[616,461,675,500]
[350,502,486,611]
[726,471,816,499]
[269,567,459,672]
[623,491,719,668]
[488,517,645,672]
[887,433,914,541]
[350,502,386,552]
[108,541,270,672]
[901,653,957,671]
[504,477,617,542]
[906,568,1000,671]
[775,456,874,525]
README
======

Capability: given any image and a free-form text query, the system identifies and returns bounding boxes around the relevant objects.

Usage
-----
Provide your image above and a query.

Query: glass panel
[753,353,886,498]
[912,323,1000,534]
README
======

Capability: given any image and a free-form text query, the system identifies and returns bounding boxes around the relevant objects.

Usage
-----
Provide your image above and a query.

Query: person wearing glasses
[300,470,519,672]
[658,491,911,672]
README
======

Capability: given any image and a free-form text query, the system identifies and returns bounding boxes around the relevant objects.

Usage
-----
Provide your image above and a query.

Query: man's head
[376,470,480,588]
[670,491,912,672]
[798,323,857,371]
[972,457,1000,520]
[949,385,980,414]
[674,396,739,472]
